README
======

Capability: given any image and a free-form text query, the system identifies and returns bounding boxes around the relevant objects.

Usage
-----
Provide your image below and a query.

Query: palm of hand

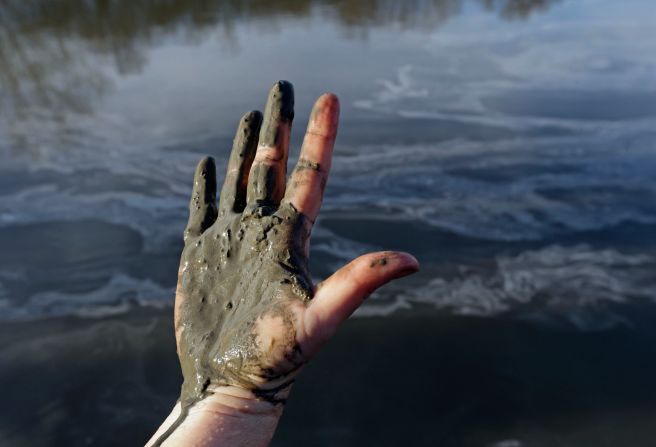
[177,201,313,404]
[173,81,418,409]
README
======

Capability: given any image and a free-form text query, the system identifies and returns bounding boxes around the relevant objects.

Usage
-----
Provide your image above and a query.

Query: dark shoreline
[2,306,656,446]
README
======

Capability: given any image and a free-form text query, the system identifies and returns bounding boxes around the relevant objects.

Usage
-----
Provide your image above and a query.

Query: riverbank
[2,305,656,446]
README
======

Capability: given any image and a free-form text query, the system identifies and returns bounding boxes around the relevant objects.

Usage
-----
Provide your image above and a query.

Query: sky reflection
[0,0,655,322]
[0,0,561,140]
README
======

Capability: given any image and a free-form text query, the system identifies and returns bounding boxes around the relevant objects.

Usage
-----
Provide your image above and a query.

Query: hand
[148,81,419,446]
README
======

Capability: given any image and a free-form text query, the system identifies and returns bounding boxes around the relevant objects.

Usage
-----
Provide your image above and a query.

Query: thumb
[303,251,419,351]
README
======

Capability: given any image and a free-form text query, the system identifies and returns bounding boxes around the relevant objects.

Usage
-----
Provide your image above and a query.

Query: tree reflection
[480,0,558,19]
[0,0,560,142]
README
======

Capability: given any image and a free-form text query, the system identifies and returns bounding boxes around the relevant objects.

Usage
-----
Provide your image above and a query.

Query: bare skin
[147,81,419,447]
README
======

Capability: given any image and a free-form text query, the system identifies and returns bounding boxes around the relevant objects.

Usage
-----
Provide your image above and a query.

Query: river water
[1,1,656,446]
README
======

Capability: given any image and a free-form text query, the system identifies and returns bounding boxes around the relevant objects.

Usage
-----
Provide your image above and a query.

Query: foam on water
[2,240,651,331]
[357,244,656,330]
[1,0,655,325]
[0,274,172,322]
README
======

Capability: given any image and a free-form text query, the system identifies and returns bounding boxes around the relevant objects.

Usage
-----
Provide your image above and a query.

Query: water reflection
[0,0,559,130]
[2,2,656,445]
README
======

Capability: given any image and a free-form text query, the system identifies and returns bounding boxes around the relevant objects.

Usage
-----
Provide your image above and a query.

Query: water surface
[1,1,656,446]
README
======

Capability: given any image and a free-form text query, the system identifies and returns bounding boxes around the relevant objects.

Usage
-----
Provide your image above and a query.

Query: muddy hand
[175,81,419,408]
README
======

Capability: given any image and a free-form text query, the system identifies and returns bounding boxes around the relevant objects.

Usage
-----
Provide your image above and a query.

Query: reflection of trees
[479,0,558,19]
[0,0,559,134]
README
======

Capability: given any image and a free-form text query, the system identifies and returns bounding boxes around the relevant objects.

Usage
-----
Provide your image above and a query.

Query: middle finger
[246,80,295,207]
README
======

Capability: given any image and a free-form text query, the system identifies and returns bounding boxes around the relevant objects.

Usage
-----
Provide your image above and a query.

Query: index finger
[283,93,340,222]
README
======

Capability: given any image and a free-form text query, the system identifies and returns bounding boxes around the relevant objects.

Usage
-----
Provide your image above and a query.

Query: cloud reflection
[0,0,559,134]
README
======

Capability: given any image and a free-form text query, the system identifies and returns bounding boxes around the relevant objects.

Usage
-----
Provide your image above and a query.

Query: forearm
[146,386,284,447]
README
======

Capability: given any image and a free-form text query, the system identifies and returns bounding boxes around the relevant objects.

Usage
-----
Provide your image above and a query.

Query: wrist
[147,386,286,447]
[202,384,288,418]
